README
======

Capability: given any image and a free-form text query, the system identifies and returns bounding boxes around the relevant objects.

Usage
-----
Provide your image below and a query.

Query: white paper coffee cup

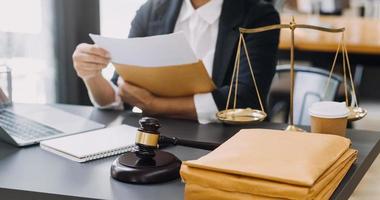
[309,101,350,137]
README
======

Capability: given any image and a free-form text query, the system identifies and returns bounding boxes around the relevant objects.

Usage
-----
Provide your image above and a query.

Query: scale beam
[239,24,345,34]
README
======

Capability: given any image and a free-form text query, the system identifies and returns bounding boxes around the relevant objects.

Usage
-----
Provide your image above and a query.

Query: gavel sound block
[111,117,181,184]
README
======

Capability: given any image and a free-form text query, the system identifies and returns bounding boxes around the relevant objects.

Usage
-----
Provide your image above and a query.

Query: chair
[267,65,342,126]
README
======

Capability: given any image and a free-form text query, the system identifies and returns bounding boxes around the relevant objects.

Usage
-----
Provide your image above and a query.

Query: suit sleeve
[212,3,280,112]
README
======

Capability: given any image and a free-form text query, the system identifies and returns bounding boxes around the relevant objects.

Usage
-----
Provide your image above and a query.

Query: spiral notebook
[40,125,137,162]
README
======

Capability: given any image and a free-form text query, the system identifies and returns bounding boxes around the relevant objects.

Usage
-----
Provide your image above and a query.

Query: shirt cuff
[88,80,124,110]
[193,92,219,124]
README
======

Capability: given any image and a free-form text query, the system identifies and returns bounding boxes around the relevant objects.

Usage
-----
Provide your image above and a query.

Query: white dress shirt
[90,0,223,124]
[174,0,222,124]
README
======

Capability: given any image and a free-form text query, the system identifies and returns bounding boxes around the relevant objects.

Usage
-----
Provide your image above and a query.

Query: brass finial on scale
[216,16,367,127]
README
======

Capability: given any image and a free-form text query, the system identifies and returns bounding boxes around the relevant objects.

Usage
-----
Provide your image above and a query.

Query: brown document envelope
[113,60,216,97]
[183,129,352,186]
[181,149,357,200]
[180,129,357,200]
[183,154,355,200]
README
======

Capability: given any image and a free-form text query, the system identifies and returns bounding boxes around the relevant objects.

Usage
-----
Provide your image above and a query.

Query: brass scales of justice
[216,17,367,131]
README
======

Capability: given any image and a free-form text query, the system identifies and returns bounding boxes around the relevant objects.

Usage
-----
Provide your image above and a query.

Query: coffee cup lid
[309,101,349,119]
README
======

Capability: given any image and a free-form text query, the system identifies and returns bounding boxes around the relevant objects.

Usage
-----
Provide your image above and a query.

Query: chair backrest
[270,65,342,126]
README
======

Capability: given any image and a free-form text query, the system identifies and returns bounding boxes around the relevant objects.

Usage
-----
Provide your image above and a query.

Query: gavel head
[135,117,161,158]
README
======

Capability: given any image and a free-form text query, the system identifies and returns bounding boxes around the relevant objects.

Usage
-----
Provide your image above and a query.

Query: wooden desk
[280,14,380,55]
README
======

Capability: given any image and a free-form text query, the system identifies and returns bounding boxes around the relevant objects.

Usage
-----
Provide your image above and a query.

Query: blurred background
[0,0,379,198]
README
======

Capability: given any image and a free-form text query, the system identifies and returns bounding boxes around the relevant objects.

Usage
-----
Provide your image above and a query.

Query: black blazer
[111,0,280,111]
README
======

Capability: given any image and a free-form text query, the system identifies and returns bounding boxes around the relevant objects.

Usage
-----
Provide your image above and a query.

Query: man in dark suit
[72,0,280,124]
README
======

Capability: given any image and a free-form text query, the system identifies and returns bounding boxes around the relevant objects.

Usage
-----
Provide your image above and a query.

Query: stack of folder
[180,129,357,200]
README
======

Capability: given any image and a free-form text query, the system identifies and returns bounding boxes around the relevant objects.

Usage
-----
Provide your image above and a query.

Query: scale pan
[347,107,367,121]
[216,108,267,124]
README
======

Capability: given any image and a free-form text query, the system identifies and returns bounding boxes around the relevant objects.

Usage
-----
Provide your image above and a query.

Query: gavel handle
[158,135,220,151]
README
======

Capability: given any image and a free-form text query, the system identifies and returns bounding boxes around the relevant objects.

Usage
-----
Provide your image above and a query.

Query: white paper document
[90,32,198,67]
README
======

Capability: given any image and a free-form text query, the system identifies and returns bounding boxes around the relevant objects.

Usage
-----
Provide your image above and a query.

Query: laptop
[0,88,105,147]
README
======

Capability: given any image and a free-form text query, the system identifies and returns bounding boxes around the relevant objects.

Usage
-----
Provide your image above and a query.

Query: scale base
[111,151,181,184]
[285,125,306,132]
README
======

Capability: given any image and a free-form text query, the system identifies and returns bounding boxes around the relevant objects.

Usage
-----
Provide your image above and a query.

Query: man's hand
[118,81,159,115]
[72,43,110,80]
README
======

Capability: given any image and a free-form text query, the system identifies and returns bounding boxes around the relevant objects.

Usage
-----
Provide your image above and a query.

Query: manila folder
[114,60,216,97]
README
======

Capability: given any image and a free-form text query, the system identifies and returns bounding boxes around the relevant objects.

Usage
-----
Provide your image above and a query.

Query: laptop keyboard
[0,110,63,141]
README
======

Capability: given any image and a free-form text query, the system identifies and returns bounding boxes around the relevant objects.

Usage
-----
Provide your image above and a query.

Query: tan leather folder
[113,60,216,97]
